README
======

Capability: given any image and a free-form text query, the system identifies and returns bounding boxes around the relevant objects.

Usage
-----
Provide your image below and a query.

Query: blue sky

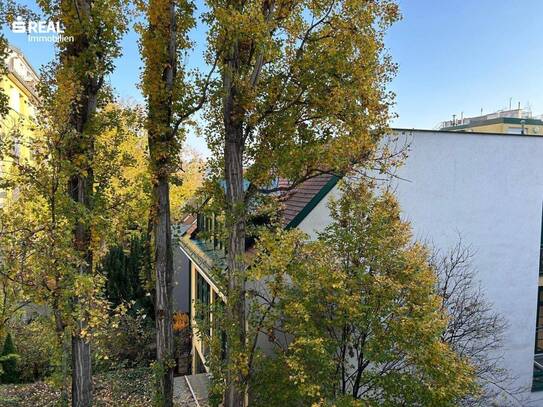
[4,0,543,153]
[388,0,543,129]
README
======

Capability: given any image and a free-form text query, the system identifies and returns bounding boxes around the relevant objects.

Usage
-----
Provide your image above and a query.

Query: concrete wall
[298,129,543,403]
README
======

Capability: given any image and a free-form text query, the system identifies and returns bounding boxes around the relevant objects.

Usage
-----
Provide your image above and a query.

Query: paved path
[174,374,210,406]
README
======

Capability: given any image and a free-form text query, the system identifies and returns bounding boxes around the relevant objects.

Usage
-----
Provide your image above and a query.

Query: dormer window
[197,212,225,252]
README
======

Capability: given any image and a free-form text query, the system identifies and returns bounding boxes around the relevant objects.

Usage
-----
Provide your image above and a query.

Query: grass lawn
[0,367,154,407]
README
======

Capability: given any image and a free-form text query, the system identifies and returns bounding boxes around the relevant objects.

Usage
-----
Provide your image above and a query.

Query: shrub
[94,306,155,372]
[8,317,57,382]
[1,333,20,383]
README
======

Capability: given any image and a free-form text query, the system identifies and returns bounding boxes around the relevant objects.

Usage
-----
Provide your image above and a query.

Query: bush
[8,317,57,382]
[94,306,155,372]
[1,333,20,383]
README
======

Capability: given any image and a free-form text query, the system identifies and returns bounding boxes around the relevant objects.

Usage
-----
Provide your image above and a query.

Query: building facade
[174,175,339,373]
[301,129,543,404]
[0,45,39,204]
[173,128,543,403]
[440,108,543,136]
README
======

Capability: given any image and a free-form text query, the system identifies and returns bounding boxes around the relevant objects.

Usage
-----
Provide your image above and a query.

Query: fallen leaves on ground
[0,367,154,407]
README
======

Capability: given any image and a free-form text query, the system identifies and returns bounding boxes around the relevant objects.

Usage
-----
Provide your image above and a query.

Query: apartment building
[0,45,39,204]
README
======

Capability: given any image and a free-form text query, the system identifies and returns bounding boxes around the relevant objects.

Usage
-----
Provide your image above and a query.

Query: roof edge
[440,117,543,131]
[391,127,543,139]
[285,175,340,229]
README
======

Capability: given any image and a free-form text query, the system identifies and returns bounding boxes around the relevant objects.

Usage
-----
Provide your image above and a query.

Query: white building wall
[298,129,543,403]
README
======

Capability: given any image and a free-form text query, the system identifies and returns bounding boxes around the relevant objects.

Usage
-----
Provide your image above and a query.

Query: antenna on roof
[509,97,512,110]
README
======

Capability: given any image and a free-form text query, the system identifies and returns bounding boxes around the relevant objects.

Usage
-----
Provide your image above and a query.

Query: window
[214,219,224,251]
[196,273,211,332]
[196,272,211,311]
[19,94,24,114]
[197,212,225,251]
[27,102,35,118]
[195,350,206,374]
[533,205,543,391]
[196,272,211,358]
[11,141,20,159]
[213,292,227,361]
[9,87,19,112]
[205,216,211,240]
[507,126,523,135]
[536,287,543,354]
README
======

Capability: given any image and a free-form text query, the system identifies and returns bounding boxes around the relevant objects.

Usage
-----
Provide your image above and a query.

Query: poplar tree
[138,0,204,404]
[36,1,128,404]
[200,0,400,404]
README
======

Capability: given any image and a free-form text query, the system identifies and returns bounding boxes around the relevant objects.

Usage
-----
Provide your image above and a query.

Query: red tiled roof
[280,173,336,226]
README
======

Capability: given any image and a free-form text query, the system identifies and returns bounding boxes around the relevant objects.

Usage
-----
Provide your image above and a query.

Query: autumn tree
[432,242,524,406]
[34,1,130,404]
[138,0,208,403]
[0,77,75,402]
[170,150,205,223]
[0,98,147,404]
[241,179,478,406]
[198,0,400,404]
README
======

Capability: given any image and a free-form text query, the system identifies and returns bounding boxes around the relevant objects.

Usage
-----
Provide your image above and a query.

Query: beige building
[440,108,543,135]
[0,45,39,204]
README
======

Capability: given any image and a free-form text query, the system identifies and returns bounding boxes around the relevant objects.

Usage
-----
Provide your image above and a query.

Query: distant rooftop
[440,108,543,132]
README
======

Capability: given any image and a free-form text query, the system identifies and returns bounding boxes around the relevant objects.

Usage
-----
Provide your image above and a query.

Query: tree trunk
[69,174,94,407]
[59,0,99,401]
[143,0,177,401]
[222,50,247,407]
[153,175,174,406]
[71,329,92,406]
[54,310,70,407]
[66,82,96,407]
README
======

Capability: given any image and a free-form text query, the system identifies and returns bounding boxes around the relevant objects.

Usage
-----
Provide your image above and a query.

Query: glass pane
[537,288,543,353]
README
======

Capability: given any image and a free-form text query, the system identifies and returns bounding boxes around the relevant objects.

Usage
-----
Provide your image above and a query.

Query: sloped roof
[176,173,339,248]
[280,173,339,228]
[176,174,339,282]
